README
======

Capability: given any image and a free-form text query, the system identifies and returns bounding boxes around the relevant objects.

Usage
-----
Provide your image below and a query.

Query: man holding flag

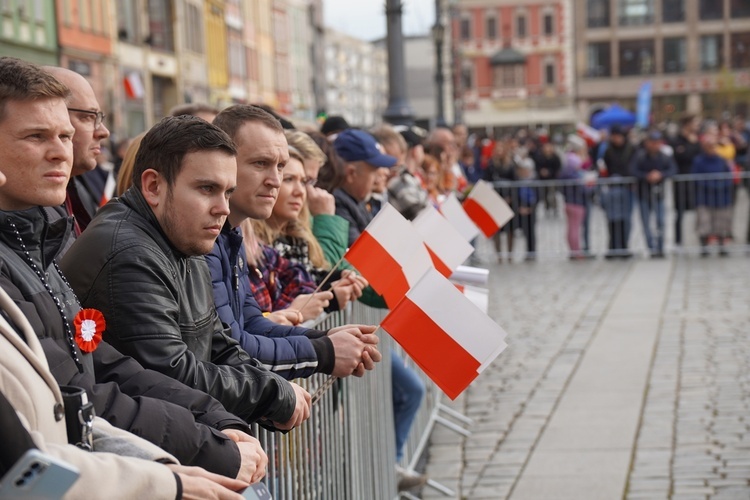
[207,104,381,380]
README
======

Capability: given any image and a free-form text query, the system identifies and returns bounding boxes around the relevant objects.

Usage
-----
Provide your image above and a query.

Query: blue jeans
[391,351,425,462]
[638,195,665,253]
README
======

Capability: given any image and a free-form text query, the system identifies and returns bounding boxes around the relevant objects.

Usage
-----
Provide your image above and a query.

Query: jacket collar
[0,207,73,270]
[220,221,243,267]
[119,187,187,259]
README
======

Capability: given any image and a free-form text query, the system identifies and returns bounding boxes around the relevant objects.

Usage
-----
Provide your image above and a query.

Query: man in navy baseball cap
[332,129,397,244]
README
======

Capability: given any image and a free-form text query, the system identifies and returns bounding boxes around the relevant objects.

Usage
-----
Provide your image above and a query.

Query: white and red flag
[345,203,432,309]
[462,180,514,238]
[439,192,480,242]
[381,268,508,400]
[412,205,474,278]
[453,283,489,314]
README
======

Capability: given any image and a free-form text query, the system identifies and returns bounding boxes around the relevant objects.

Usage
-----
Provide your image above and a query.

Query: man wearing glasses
[44,67,110,237]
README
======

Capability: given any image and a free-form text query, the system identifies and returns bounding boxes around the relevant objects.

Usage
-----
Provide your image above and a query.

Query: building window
[486,16,496,40]
[699,0,723,20]
[731,0,750,17]
[460,17,471,41]
[229,36,247,79]
[184,3,204,54]
[516,14,527,38]
[544,61,555,85]
[117,0,140,44]
[80,0,92,31]
[662,0,684,22]
[543,12,554,36]
[587,0,610,27]
[619,39,655,75]
[731,32,750,69]
[700,34,723,70]
[663,37,686,73]
[494,65,524,88]
[586,42,611,77]
[462,64,473,90]
[147,0,174,52]
[619,0,654,26]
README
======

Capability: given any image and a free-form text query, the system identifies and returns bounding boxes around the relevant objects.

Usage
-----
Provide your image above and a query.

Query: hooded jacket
[60,188,296,424]
[205,224,334,380]
[0,206,247,477]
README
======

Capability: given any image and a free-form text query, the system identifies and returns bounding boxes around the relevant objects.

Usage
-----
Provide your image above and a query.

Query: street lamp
[432,12,445,127]
[382,0,415,125]
[432,0,446,126]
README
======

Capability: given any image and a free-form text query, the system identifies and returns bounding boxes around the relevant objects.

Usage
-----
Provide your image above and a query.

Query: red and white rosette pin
[73,308,105,353]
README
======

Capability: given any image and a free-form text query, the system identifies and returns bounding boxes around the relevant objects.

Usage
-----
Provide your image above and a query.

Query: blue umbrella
[591,104,637,129]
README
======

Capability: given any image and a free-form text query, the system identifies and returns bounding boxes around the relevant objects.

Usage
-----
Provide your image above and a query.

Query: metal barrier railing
[484,171,750,261]
[252,302,463,499]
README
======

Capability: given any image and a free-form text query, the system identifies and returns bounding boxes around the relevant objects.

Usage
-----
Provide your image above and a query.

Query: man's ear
[140,169,163,208]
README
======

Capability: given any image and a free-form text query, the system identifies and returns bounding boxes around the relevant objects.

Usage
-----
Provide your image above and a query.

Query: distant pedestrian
[630,130,677,258]
[515,159,538,261]
[484,140,517,261]
[600,126,636,258]
[692,133,734,257]
[559,136,592,259]
[669,115,701,247]
[534,142,562,216]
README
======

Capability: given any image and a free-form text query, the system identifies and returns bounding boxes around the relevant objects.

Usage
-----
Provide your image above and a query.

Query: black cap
[321,115,350,136]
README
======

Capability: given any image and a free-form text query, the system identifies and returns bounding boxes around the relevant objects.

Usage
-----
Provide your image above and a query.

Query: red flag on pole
[381,269,508,399]
[345,203,432,308]
[462,180,514,237]
[412,205,474,277]
[440,192,480,242]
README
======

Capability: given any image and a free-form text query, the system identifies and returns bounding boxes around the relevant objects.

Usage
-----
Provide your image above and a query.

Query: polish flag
[413,205,474,278]
[124,72,145,100]
[576,121,602,147]
[453,283,489,314]
[439,192,480,242]
[100,171,117,207]
[345,203,432,309]
[462,180,514,238]
[381,269,507,399]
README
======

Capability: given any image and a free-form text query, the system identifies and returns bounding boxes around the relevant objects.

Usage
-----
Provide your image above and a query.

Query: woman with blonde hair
[115,132,146,196]
[252,141,365,312]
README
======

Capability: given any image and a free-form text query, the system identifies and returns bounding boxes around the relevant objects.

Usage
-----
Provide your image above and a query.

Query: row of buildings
[0,0,388,141]
[3,0,750,140]
[452,0,750,132]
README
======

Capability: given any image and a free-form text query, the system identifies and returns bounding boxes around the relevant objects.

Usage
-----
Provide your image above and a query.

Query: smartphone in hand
[0,449,79,499]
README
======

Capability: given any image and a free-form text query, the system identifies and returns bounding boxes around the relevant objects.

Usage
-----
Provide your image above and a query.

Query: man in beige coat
[0,280,249,498]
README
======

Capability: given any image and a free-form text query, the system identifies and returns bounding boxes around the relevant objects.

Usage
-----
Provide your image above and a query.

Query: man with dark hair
[207,104,381,381]
[669,114,701,247]
[61,115,311,429]
[630,129,677,258]
[0,56,266,483]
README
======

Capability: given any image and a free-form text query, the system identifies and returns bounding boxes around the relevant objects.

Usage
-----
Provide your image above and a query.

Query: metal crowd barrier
[484,171,750,261]
[251,302,465,499]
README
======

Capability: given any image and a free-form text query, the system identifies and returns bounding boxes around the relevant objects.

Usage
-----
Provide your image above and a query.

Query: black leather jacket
[0,206,247,477]
[60,188,296,424]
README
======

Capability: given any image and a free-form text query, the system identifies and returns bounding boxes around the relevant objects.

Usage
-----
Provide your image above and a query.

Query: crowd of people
[463,114,749,260]
[2,53,748,498]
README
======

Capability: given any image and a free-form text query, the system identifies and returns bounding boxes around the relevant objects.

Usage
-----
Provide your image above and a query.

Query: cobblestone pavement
[422,255,750,500]
[628,257,750,500]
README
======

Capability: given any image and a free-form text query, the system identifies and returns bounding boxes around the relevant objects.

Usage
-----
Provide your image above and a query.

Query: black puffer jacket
[60,188,296,424]
[0,207,247,477]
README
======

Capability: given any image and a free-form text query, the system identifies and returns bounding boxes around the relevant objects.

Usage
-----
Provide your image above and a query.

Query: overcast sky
[323,0,436,41]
